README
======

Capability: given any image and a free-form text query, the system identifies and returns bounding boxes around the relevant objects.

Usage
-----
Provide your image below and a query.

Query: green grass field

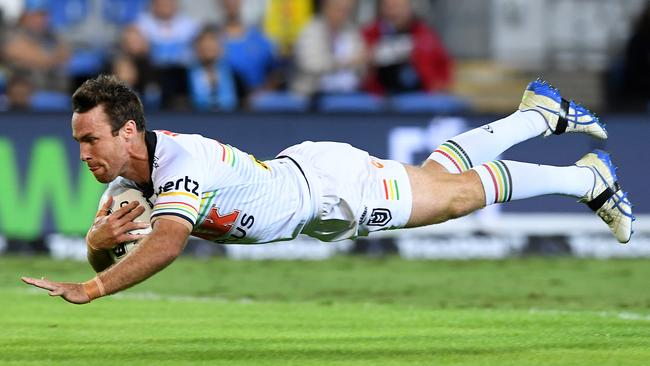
[1,256,650,365]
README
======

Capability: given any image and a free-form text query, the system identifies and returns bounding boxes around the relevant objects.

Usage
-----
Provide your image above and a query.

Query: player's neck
[122,139,151,185]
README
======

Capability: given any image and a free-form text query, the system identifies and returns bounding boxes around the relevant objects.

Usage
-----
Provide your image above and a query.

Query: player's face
[72,105,130,183]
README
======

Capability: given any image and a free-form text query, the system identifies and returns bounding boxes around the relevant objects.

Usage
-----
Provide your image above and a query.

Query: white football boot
[575,150,634,243]
[519,79,608,139]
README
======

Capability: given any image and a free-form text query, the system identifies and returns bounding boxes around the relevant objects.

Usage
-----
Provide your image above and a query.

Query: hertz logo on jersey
[156,176,200,196]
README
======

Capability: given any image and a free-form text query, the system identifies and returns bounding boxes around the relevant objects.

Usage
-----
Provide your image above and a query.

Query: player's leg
[425,79,607,173]
[406,151,633,243]
[405,162,593,225]
[404,166,485,224]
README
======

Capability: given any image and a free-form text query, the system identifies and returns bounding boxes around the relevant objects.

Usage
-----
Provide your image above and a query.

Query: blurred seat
[317,93,385,113]
[250,92,308,112]
[30,91,70,111]
[103,0,150,25]
[66,49,106,77]
[389,93,471,114]
[48,0,89,30]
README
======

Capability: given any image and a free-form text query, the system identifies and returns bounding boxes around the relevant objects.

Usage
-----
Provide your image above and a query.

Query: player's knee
[446,173,483,219]
[447,198,474,219]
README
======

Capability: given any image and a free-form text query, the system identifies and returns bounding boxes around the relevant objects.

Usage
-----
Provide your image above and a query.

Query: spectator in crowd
[112,56,139,92]
[111,25,158,105]
[220,0,279,107]
[136,0,199,109]
[2,73,34,111]
[262,0,313,59]
[617,0,650,110]
[362,0,452,95]
[291,0,366,97]
[0,0,22,25]
[188,25,237,111]
[1,0,70,93]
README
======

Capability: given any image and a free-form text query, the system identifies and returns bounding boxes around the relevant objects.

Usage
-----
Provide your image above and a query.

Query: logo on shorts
[358,206,368,225]
[367,208,392,226]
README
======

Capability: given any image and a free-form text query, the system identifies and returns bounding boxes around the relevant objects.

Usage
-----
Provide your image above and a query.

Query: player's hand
[86,196,150,250]
[20,277,90,304]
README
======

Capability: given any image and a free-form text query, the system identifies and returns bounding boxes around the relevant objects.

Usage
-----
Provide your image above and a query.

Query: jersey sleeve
[150,152,203,231]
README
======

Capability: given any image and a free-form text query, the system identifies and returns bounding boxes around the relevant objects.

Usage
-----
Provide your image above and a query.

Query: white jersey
[107,130,313,244]
[106,131,414,244]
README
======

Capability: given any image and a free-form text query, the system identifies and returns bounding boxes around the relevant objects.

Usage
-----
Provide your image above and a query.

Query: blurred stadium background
[0,0,648,259]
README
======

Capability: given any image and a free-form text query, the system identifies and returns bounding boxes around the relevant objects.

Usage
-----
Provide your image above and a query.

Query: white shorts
[278,141,413,241]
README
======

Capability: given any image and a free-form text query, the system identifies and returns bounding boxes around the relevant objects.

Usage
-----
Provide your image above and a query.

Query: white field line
[528,308,650,322]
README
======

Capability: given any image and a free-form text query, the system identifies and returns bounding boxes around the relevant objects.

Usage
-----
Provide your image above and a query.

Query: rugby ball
[98,186,153,262]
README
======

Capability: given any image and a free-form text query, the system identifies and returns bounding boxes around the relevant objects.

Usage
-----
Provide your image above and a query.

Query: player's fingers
[112,201,140,219]
[125,233,148,242]
[21,277,58,291]
[35,279,57,291]
[123,221,150,232]
[49,288,64,296]
[120,205,146,223]
[21,276,41,286]
[116,232,146,243]
[96,196,113,217]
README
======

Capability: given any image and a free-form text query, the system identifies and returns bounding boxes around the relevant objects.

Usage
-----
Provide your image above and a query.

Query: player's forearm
[94,231,188,296]
[86,245,114,273]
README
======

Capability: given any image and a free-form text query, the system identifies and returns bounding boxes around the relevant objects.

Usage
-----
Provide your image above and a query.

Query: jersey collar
[140,130,157,198]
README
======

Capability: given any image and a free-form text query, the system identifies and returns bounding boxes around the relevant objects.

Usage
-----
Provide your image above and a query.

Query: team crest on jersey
[193,206,255,242]
[194,207,240,241]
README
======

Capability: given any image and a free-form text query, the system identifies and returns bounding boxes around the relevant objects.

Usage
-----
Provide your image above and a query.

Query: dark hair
[71,74,146,135]
[193,24,221,46]
[634,0,650,37]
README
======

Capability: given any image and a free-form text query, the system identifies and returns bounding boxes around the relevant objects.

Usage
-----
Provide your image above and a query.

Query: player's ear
[120,120,138,139]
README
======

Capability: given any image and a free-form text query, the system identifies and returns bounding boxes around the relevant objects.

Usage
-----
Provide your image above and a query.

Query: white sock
[471,160,594,205]
[429,110,547,173]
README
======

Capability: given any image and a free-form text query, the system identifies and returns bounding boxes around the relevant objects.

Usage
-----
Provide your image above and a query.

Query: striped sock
[472,161,513,205]
[429,111,547,173]
[472,160,594,206]
[429,140,473,173]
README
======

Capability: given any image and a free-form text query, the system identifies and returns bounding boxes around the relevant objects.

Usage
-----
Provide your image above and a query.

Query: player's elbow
[158,242,185,263]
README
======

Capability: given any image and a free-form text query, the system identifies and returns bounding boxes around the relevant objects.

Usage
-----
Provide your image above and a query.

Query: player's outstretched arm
[22,218,190,304]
